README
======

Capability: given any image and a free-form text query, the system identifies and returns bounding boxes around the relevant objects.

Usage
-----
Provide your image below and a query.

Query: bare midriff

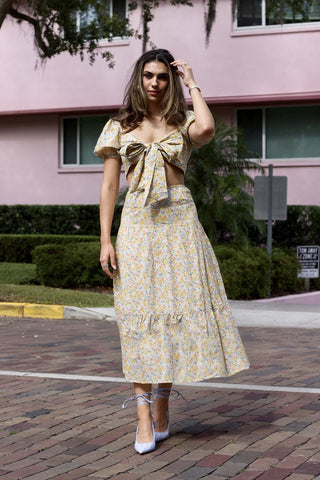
[126,161,184,189]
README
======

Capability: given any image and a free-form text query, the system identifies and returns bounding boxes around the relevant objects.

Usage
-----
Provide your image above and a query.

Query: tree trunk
[0,0,15,29]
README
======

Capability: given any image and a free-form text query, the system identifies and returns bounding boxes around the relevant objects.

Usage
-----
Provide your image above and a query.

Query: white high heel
[122,392,156,454]
[154,387,171,442]
[154,417,170,442]
[153,388,186,442]
[135,421,156,454]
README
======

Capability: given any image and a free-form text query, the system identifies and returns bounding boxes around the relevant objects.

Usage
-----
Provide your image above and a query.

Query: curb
[0,303,116,321]
[2,301,320,328]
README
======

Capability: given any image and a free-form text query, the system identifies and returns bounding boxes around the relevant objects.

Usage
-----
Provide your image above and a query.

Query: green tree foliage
[185,121,264,246]
[273,206,320,248]
[1,0,131,65]
[0,0,192,64]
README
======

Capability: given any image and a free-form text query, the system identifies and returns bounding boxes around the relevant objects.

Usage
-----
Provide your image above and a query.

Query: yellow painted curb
[24,304,64,319]
[0,303,24,317]
[0,302,65,319]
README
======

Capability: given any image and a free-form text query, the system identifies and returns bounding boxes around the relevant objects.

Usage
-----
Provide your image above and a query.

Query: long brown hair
[115,49,187,131]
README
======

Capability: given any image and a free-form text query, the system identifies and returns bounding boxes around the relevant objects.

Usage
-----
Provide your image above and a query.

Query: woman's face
[142,61,169,104]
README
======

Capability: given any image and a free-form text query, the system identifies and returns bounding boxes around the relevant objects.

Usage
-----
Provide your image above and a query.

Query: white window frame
[236,105,320,163]
[233,0,320,31]
[60,114,108,169]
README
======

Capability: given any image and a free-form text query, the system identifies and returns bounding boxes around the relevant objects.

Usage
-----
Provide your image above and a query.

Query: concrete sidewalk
[87,300,320,329]
[2,290,320,328]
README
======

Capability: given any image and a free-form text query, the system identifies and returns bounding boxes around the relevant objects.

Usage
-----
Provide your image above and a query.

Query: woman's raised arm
[171,59,215,146]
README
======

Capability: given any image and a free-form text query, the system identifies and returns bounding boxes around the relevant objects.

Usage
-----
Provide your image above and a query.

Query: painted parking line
[0,370,320,395]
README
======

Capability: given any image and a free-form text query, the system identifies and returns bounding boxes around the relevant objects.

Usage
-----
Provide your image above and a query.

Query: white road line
[185,381,320,395]
[0,370,127,383]
[0,370,320,395]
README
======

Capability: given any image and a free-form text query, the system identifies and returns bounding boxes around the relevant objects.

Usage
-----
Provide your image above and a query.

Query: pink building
[1,0,320,205]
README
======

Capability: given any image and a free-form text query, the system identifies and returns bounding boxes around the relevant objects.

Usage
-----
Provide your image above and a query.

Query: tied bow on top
[121,137,182,206]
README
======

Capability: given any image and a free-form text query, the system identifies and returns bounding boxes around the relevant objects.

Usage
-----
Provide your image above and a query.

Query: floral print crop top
[94,110,196,206]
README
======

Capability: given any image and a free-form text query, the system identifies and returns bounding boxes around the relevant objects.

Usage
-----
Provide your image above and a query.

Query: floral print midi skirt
[113,184,249,384]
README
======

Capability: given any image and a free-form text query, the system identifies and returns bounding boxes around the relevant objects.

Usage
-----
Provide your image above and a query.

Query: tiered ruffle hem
[113,185,249,383]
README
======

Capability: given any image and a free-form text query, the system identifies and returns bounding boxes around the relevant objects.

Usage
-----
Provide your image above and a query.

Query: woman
[95,49,249,454]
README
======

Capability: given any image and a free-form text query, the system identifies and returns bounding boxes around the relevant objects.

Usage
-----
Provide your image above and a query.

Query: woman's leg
[153,382,172,432]
[134,383,153,443]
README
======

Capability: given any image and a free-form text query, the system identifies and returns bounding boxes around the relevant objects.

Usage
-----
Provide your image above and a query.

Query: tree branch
[0,0,15,29]
[9,6,51,57]
[204,0,216,45]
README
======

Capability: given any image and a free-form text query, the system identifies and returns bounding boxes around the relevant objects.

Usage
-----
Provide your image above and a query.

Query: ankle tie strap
[154,388,186,402]
[122,392,155,409]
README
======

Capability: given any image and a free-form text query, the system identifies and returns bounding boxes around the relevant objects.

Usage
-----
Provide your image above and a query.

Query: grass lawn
[0,263,113,308]
[0,262,37,284]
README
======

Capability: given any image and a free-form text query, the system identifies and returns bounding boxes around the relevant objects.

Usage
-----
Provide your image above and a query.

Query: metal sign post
[267,164,273,258]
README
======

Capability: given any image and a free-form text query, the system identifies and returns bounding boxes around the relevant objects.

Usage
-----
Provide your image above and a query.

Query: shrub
[214,245,305,299]
[0,204,124,236]
[0,205,99,235]
[271,248,304,294]
[311,276,320,290]
[33,241,114,288]
[214,245,270,299]
[249,205,320,249]
[0,234,99,263]
[185,121,264,247]
[273,205,320,248]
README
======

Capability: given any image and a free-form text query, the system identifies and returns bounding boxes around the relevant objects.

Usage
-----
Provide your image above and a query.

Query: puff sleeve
[94,119,121,160]
[181,110,215,147]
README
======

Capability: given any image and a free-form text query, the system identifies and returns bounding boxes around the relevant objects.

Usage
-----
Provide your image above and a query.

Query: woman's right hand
[170,59,196,89]
[100,242,117,279]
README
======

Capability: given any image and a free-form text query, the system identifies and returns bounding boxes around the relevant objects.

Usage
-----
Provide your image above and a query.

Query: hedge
[0,234,100,263]
[2,203,320,251]
[214,245,305,299]
[214,245,271,299]
[33,241,114,289]
[0,204,123,236]
[248,205,320,249]
[273,206,320,248]
[30,241,303,299]
[271,248,304,294]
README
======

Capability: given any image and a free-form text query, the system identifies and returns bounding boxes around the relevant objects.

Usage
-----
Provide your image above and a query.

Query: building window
[237,108,263,157]
[62,116,108,166]
[74,0,127,37]
[237,106,320,160]
[236,0,320,28]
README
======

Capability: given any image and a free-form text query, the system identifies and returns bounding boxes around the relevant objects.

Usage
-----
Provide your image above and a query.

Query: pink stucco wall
[0,116,108,204]
[1,0,320,112]
[1,0,320,205]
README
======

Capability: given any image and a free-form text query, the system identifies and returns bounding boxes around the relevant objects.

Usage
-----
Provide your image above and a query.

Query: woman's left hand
[171,60,196,89]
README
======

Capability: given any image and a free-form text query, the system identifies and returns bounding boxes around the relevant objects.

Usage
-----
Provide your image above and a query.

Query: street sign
[297,246,319,278]
[254,176,287,220]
